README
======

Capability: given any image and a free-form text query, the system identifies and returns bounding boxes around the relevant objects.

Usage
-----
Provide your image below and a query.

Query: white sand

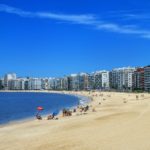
[0,91,150,150]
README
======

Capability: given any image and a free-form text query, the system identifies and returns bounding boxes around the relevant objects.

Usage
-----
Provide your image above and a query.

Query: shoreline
[0,90,91,127]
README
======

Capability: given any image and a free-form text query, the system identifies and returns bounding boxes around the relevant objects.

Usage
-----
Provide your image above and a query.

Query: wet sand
[0,91,150,150]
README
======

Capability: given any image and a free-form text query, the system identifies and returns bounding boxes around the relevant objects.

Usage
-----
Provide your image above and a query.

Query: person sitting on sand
[84,105,89,112]
[47,114,54,120]
[36,114,42,120]
[62,109,72,117]
[79,107,84,113]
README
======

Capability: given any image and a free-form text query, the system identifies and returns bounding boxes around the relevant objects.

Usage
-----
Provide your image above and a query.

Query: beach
[1,91,150,150]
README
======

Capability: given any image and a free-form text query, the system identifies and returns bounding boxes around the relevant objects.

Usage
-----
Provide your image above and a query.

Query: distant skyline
[0,0,150,77]
[0,65,147,78]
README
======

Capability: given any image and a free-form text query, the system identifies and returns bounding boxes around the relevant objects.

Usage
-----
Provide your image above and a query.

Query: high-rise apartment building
[144,66,150,92]
[4,73,17,90]
[92,70,110,90]
[28,78,42,90]
[0,78,4,89]
[101,71,110,89]
[111,67,135,90]
[133,68,144,91]
[68,74,80,91]
[10,79,25,90]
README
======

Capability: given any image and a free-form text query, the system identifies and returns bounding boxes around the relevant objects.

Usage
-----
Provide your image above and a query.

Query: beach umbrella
[37,106,44,111]
[52,112,57,117]
[52,110,59,117]
[36,106,44,116]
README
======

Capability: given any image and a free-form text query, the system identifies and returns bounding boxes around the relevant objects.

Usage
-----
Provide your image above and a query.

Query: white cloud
[36,12,96,24]
[1,4,150,39]
[0,4,96,24]
[97,23,150,36]
[0,4,33,17]
[123,13,150,20]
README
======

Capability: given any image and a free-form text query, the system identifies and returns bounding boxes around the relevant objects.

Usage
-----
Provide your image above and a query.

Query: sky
[0,0,150,77]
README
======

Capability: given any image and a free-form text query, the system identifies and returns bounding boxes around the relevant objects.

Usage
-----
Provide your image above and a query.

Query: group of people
[62,109,72,117]
[36,112,57,120]
[136,94,145,100]
[77,105,89,113]
[62,105,90,117]
[36,104,91,120]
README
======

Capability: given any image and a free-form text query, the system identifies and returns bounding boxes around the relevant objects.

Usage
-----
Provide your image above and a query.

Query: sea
[0,92,89,125]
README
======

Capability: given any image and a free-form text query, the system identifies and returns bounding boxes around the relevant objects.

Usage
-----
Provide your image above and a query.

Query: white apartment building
[111,67,135,90]
[28,78,42,90]
[93,70,110,89]
[101,71,110,89]
[4,73,17,90]
[10,79,25,90]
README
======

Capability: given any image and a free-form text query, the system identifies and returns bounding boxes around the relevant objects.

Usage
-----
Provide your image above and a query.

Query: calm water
[0,92,79,125]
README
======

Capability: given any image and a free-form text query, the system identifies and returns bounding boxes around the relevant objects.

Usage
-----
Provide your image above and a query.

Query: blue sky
[0,0,150,77]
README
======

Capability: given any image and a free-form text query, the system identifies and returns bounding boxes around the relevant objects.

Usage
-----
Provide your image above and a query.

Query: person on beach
[92,108,96,112]
[83,105,89,112]
[62,109,72,117]
[47,114,54,120]
[123,98,127,103]
[53,112,59,119]
[73,108,76,113]
[36,114,42,120]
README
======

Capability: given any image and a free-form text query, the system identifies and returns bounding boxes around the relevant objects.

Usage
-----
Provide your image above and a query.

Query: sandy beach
[1,91,150,150]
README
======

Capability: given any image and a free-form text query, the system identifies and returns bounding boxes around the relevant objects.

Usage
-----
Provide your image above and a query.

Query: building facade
[101,71,110,89]
[133,68,144,91]
[10,79,25,90]
[111,67,135,91]
[0,78,4,90]
[144,66,150,92]
[4,73,17,90]
[92,71,110,90]
[28,78,42,90]
[1,65,150,92]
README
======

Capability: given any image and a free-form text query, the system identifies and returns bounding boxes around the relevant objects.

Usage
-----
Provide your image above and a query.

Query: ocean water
[0,92,79,125]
